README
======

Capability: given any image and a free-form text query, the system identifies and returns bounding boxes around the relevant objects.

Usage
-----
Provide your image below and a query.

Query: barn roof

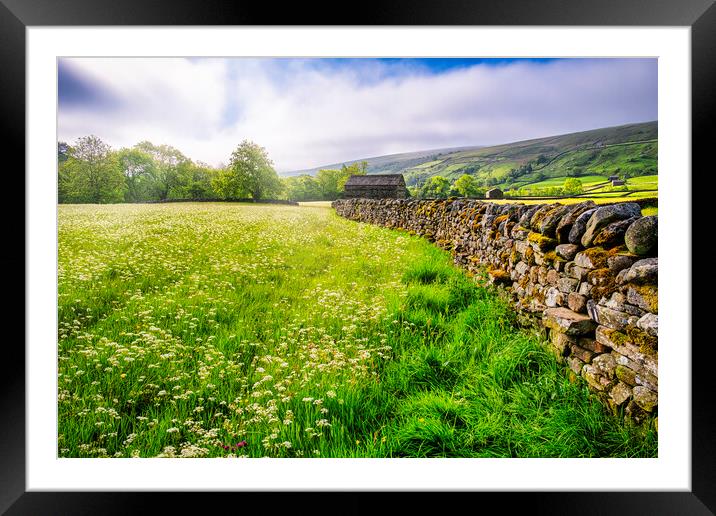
[344,174,406,187]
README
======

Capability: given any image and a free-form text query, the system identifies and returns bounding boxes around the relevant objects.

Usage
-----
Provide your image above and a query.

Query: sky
[58,57,657,173]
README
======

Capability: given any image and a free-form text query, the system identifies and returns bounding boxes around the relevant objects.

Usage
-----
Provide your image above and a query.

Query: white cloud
[58,58,657,172]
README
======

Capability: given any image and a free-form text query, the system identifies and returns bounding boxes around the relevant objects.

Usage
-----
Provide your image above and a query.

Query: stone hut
[611,179,625,186]
[343,174,408,199]
[486,187,504,200]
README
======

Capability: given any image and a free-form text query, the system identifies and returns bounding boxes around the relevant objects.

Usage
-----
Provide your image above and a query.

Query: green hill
[286,121,657,190]
[280,145,484,177]
[399,121,657,189]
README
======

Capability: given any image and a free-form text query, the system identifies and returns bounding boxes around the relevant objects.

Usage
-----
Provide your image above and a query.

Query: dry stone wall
[332,198,658,424]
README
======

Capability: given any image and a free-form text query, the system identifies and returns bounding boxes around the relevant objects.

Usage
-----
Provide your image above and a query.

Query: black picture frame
[3,0,713,513]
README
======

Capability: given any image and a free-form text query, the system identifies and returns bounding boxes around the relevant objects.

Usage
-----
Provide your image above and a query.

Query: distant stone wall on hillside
[332,198,658,425]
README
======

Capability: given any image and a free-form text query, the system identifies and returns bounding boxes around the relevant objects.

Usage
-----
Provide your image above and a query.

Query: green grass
[626,175,658,188]
[58,202,656,458]
[516,175,609,191]
[440,163,474,175]
[510,175,657,196]
[533,142,657,179]
[409,159,445,169]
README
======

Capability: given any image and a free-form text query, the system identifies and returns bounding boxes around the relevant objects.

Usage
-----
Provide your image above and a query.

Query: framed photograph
[5,0,713,512]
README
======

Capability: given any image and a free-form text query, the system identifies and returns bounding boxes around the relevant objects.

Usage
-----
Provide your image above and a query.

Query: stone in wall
[625,216,658,255]
[581,203,642,247]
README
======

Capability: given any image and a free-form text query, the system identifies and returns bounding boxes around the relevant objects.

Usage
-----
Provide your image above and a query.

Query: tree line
[410,174,488,199]
[409,174,589,199]
[58,135,595,204]
[281,162,368,202]
[58,135,369,204]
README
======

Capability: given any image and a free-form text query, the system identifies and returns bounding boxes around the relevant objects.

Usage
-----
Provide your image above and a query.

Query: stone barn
[343,174,409,199]
[485,187,504,200]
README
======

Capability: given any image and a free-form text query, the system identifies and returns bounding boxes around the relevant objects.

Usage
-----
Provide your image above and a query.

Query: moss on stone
[624,327,658,356]
[580,246,609,268]
[488,269,512,285]
[615,364,637,386]
[606,245,631,256]
[544,251,558,264]
[539,206,565,236]
[524,246,535,265]
[436,238,452,249]
[529,205,557,230]
[628,284,658,313]
[587,267,614,286]
[607,327,657,359]
[494,214,509,226]
[606,328,628,346]
[518,274,530,288]
[583,266,615,299]
[527,231,558,251]
[591,285,618,300]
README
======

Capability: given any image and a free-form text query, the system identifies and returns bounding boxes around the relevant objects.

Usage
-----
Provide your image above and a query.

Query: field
[58,203,657,458]
[496,174,658,213]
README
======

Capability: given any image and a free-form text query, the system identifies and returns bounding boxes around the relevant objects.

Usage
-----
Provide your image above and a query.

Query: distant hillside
[406,121,657,190]
[285,121,657,190]
[281,145,484,177]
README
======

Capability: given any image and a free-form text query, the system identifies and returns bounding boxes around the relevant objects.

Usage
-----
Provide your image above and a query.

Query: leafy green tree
[211,168,233,198]
[134,141,192,200]
[341,160,368,175]
[215,140,283,199]
[58,141,73,203]
[116,147,155,202]
[58,141,71,163]
[453,174,482,197]
[563,177,584,196]
[316,169,343,200]
[299,175,323,200]
[338,161,368,191]
[282,174,323,201]
[183,161,218,199]
[420,175,451,198]
[60,135,125,203]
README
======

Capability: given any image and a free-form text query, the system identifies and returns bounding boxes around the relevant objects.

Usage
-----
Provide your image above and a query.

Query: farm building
[611,179,625,186]
[343,174,409,199]
[486,187,504,200]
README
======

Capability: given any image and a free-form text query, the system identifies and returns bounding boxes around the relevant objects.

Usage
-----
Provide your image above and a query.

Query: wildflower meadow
[58,202,656,458]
